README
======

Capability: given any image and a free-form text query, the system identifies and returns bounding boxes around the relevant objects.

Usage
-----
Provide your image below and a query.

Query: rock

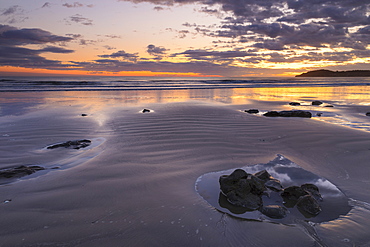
[312,101,323,105]
[142,109,151,113]
[264,110,312,118]
[244,109,259,114]
[289,102,301,106]
[219,169,266,209]
[219,169,248,195]
[0,165,45,179]
[81,114,88,116]
[265,179,284,192]
[254,170,272,181]
[301,183,323,201]
[47,139,91,150]
[281,186,308,201]
[260,205,289,219]
[366,112,370,116]
[316,113,322,117]
[324,105,334,107]
[226,190,262,210]
[297,195,321,216]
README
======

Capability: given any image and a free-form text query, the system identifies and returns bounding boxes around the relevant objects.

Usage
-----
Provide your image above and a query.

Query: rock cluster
[0,165,45,179]
[219,169,322,219]
[47,139,91,150]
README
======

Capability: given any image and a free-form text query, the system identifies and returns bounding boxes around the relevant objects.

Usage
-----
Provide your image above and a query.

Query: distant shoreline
[296,69,370,77]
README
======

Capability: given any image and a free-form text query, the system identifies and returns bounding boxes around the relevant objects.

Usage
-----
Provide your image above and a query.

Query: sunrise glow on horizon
[0,0,369,77]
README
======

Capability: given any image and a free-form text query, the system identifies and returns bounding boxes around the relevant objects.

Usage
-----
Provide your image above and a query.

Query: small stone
[312,101,323,105]
[289,102,301,106]
[81,114,88,117]
[316,113,322,117]
[324,105,334,107]
[142,109,151,113]
[245,109,259,114]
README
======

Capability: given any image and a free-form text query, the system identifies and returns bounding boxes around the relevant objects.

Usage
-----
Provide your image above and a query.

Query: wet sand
[1,88,370,246]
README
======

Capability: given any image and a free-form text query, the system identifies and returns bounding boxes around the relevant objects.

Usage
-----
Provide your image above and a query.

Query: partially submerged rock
[244,109,259,114]
[264,110,312,118]
[0,165,45,179]
[289,102,301,106]
[312,101,323,105]
[260,205,289,219]
[297,195,322,216]
[142,109,151,113]
[47,139,91,150]
[366,112,370,116]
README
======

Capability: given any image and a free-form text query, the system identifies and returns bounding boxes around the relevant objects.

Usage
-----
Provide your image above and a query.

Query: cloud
[147,44,168,58]
[99,50,139,62]
[0,24,73,46]
[42,2,51,8]
[66,14,93,25]
[124,0,370,53]
[62,2,93,8]
[0,25,75,70]
[0,5,27,23]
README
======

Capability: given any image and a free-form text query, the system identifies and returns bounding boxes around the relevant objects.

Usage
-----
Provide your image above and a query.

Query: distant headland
[296,69,370,77]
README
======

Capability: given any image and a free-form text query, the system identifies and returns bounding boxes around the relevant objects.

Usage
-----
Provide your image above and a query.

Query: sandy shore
[1,88,370,246]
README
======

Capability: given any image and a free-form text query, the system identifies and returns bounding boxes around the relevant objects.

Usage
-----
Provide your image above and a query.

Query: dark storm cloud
[0,25,75,70]
[0,25,73,45]
[0,46,74,69]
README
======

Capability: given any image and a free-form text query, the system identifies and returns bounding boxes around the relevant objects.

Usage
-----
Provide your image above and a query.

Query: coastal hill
[296,69,370,77]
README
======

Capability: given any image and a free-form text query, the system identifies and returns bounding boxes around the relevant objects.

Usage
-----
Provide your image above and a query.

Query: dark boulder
[244,109,259,114]
[312,101,323,105]
[219,169,266,210]
[289,102,301,106]
[226,190,262,210]
[281,186,309,201]
[260,205,289,219]
[0,165,45,179]
[81,114,88,117]
[47,139,91,150]
[142,109,151,113]
[366,112,370,116]
[297,195,322,216]
[264,110,312,118]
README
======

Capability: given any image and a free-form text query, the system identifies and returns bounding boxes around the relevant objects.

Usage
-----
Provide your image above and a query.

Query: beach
[1,86,370,246]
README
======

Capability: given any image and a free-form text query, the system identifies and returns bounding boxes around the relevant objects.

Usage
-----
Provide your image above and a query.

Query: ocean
[1,76,370,91]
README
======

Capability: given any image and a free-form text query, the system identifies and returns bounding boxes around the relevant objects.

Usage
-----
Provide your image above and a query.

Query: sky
[0,0,369,77]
